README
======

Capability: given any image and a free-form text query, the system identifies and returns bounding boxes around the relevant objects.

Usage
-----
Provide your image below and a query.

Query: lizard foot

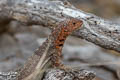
[58,64,71,71]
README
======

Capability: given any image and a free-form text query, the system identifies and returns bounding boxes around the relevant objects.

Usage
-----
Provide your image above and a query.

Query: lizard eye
[73,22,76,25]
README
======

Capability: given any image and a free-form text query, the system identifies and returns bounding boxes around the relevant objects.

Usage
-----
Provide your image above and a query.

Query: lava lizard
[16,18,83,80]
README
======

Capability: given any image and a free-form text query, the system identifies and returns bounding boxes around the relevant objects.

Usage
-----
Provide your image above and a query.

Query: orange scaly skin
[51,18,83,68]
[16,18,83,80]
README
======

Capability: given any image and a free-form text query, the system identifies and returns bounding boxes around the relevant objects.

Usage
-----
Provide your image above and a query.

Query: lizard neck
[51,24,71,56]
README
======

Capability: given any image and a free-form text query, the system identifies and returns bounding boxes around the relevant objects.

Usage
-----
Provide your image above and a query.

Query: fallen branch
[0,0,120,52]
[43,69,95,80]
[0,69,95,80]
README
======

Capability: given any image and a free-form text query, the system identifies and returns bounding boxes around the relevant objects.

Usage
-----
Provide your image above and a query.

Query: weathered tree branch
[0,0,120,52]
[43,69,95,80]
[0,69,95,80]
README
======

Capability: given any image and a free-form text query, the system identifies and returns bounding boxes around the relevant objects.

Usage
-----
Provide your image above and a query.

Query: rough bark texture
[0,0,120,52]
[43,69,95,80]
[0,69,95,80]
[0,0,119,80]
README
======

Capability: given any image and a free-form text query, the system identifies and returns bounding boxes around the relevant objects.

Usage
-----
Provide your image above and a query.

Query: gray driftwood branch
[0,69,95,80]
[0,0,120,52]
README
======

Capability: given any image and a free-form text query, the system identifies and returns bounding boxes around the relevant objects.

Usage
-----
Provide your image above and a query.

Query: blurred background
[0,0,120,80]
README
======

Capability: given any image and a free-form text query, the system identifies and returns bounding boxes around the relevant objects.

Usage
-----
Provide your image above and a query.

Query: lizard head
[63,18,83,33]
[53,18,83,51]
